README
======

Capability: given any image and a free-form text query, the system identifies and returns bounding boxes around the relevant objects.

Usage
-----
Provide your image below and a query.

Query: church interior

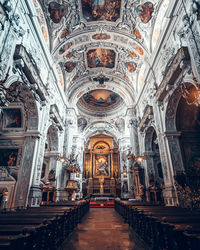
[0,0,200,249]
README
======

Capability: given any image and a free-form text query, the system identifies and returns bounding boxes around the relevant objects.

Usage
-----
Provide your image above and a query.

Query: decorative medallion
[87,48,116,68]
[81,0,121,22]
[115,118,125,132]
[48,2,67,23]
[64,62,76,72]
[66,52,73,58]
[93,74,109,87]
[136,2,154,24]
[92,33,111,40]
[130,51,137,58]
[134,28,142,39]
[125,62,136,73]
[60,29,69,39]
[78,117,87,132]
[59,42,73,55]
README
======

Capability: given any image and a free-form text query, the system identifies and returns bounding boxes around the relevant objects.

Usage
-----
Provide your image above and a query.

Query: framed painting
[3,108,22,129]
[94,154,110,178]
[0,149,18,166]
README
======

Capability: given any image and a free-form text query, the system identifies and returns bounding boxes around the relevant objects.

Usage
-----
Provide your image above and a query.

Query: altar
[83,134,121,197]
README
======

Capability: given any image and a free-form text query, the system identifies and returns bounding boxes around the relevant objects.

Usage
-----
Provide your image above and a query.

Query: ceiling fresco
[87,48,116,69]
[136,2,154,24]
[82,90,120,108]
[81,0,121,22]
[48,1,67,23]
[35,0,171,119]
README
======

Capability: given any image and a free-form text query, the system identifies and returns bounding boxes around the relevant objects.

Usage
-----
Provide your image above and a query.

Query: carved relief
[6,83,38,130]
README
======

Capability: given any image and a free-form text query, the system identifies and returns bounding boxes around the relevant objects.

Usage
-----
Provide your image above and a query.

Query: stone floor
[60,208,149,250]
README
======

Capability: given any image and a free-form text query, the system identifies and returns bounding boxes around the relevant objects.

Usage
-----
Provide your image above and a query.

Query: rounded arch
[165,80,196,131]
[144,126,164,184]
[83,121,119,142]
[145,126,156,152]
[67,75,135,107]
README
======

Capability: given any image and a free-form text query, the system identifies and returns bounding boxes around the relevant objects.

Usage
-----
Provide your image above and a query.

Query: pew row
[0,200,90,250]
[115,200,200,250]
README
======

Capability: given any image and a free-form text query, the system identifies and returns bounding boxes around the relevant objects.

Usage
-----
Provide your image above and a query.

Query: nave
[60,208,146,250]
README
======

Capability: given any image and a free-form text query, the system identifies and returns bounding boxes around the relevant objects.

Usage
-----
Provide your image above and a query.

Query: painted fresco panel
[48,1,67,23]
[92,33,111,40]
[94,154,109,177]
[81,0,121,22]
[0,149,18,166]
[3,108,22,128]
[136,2,154,24]
[82,90,120,108]
[87,48,115,68]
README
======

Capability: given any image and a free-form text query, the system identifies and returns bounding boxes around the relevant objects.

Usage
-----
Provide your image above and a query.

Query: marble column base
[56,188,69,201]
[28,186,42,207]
[163,184,178,206]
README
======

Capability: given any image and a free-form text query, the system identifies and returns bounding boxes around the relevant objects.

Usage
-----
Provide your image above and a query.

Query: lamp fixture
[181,76,200,106]
[126,151,146,163]
[57,152,81,173]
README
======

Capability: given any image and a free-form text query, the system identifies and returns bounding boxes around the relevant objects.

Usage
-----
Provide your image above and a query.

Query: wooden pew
[0,200,90,250]
[115,199,200,250]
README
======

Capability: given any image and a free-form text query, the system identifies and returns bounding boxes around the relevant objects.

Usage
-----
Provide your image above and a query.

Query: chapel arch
[165,82,200,208]
[144,126,164,203]
[0,81,39,208]
[40,125,59,204]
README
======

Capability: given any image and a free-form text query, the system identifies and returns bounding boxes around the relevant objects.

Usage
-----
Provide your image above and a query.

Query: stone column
[28,105,50,207]
[128,108,139,156]
[153,103,178,206]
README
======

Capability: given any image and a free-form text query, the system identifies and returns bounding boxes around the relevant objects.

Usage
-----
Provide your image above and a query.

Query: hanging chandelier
[57,152,81,173]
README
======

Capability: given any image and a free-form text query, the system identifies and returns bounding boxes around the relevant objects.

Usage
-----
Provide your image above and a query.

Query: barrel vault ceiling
[33,0,170,136]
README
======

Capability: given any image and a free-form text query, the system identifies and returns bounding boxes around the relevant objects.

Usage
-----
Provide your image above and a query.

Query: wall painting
[3,108,22,128]
[0,149,18,166]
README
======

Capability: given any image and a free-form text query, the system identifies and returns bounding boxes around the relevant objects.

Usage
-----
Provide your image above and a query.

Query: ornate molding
[50,104,64,131]
[155,47,190,102]
[138,105,153,132]
[13,45,48,102]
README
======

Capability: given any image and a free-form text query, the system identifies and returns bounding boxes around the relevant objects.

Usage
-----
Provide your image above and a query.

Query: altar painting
[3,108,22,128]
[0,149,18,166]
[94,154,109,177]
